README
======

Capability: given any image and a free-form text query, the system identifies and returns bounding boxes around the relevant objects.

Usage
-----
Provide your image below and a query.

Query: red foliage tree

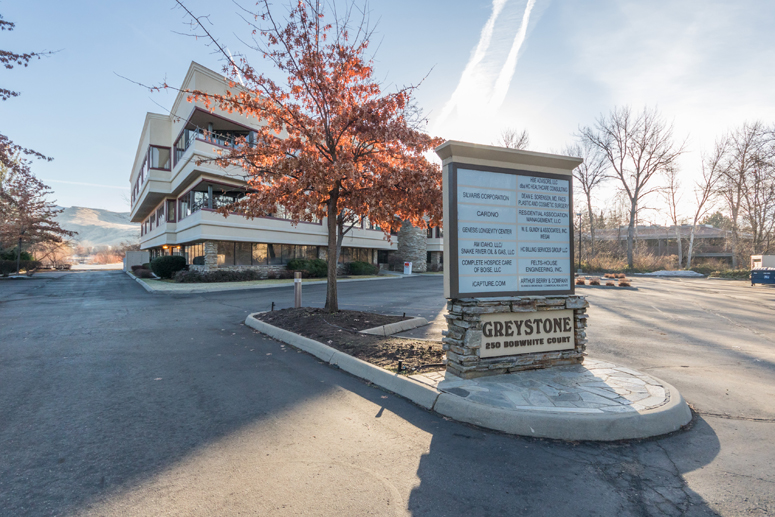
[0,161,74,273]
[175,0,442,310]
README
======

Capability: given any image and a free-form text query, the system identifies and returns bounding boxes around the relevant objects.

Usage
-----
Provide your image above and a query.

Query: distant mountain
[55,206,138,249]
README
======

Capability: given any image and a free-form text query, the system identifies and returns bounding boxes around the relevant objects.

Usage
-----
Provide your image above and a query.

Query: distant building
[128,62,441,272]
[592,225,750,264]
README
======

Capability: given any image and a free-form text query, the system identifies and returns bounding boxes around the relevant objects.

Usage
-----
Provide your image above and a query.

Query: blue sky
[3,0,775,219]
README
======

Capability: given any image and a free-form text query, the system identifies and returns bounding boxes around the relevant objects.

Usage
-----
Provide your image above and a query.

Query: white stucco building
[129,62,442,272]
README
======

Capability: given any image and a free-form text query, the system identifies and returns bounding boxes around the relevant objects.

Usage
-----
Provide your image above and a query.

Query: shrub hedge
[174,268,301,283]
[150,256,187,279]
[175,269,263,283]
[134,268,154,278]
[0,259,41,276]
[286,258,327,277]
[0,249,33,261]
[708,269,751,279]
[346,261,378,275]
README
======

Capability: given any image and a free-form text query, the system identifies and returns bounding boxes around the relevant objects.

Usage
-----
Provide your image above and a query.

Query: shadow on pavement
[406,413,721,516]
[0,272,722,516]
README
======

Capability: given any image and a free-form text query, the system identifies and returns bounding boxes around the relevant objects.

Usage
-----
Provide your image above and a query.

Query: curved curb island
[245,313,692,441]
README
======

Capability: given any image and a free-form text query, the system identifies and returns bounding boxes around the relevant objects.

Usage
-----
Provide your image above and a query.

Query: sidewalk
[130,273,400,294]
[408,359,690,441]
[245,311,692,441]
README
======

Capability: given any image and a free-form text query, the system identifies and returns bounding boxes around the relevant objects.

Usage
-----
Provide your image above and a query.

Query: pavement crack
[691,300,775,345]
[693,410,775,423]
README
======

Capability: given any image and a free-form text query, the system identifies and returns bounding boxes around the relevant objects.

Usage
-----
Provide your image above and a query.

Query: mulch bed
[254,308,445,373]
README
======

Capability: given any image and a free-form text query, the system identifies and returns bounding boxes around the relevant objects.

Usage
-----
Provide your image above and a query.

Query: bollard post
[294,271,302,308]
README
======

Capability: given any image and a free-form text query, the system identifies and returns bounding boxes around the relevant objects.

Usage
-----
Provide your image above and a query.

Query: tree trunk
[675,226,683,268]
[730,221,739,269]
[16,236,22,275]
[586,195,595,257]
[728,195,741,269]
[687,226,696,269]
[627,203,636,269]
[324,191,339,312]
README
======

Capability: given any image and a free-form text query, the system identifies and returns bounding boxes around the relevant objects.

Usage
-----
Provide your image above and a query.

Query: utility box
[124,250,150,272]
[751,255,775,269]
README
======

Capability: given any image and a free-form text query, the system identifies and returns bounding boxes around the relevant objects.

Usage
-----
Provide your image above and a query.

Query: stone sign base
[442,295,589,379]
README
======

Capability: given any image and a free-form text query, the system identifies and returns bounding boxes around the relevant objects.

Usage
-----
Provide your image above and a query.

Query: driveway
[0,271,772,516]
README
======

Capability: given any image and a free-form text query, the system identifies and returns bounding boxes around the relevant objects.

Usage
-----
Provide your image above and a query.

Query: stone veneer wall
[442,296,589,379]
[203,241,218,270]
[397,220,427,272]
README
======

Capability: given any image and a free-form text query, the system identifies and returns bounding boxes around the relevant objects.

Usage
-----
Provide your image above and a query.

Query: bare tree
[1,13,55,176]
[661,165,683,267]
[566,140,607,256]
[686,144,724,268]
[579,106,685,268]
[717,121,768,267]
[740,132,775,255]
[496,127,530,150]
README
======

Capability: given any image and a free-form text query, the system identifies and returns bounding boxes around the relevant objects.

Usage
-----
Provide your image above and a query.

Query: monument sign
[450,165,573,297]
[436,141,589,379]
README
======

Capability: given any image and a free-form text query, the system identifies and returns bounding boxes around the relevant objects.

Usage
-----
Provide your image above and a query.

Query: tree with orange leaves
[174,0,442,311]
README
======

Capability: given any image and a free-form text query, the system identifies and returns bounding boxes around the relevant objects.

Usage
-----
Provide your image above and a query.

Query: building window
[267,243,283,265]
[217,241,235,266]
[149,146,171,170]
[236,242,252,266]
[338,247,372,263]
[183,243,204,265]
[167,200,176,222]
[252,243,268,265]
[179,195,190,219]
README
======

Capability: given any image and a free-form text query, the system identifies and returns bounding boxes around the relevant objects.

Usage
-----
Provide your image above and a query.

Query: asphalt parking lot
[0,271,773,516]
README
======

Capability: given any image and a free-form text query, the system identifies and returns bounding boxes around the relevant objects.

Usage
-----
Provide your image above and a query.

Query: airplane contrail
[488,0,537,112]
[433,0,509,131]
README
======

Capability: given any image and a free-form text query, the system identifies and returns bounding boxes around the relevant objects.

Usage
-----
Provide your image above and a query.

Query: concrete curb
[126,270,154,293]
[360,317,429,336]
[244,313,693,441]
[244,313,440,409]
[433,381,692,441]
[136,274,401,294]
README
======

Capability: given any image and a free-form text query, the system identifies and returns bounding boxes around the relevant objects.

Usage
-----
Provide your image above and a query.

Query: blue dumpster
[751,268,775,286]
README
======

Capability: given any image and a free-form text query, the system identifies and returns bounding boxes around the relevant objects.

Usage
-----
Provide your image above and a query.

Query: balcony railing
[174,127,256,167]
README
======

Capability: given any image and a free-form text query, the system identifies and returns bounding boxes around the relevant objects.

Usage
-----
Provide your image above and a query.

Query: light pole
[576,212,583,273]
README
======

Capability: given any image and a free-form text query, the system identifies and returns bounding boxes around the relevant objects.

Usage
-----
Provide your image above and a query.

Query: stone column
[397,220,428,272]
[442,295,589,379]
[204,240,218,270]
[430,252,441,269]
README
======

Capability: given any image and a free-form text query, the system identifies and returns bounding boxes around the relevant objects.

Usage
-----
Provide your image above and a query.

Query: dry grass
[575,277,587,285]
[618,281,632,287]
[605,281,615,286]
[589,278,601,285]
[584,252,679,273]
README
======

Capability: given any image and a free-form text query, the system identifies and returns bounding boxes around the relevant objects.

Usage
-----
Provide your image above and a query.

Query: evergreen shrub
[150,256,187,279]
[346,261,378,275]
